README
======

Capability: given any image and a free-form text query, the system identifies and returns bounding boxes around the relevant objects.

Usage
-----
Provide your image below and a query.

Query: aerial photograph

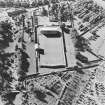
[0,0,105,105]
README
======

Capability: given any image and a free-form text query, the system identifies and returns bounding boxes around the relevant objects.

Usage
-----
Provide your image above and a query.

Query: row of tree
[0,0,49,8]
[0,18,30,105]
[0,21,13,48]
[0,20,15,93]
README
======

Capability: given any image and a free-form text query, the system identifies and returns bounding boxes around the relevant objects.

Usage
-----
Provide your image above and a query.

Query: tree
[41,7,48,16]
[31,1,38,7]
[0,21,13,50]
[17,49,30,80]
[38,0,43,6]
[0,21,13,42]
[21,3,30,8]
[6,1,14,7]
[14,2,21,8]
[0,1,6,7]
[43,0,49,5]
[75,36,91,52]
[1,92,18,105]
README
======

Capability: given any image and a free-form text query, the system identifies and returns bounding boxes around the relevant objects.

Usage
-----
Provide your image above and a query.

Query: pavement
[64,32,77,67]
[26,42,36,75]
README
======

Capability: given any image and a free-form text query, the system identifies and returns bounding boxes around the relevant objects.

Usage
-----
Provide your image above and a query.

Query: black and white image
[0,0,105,105]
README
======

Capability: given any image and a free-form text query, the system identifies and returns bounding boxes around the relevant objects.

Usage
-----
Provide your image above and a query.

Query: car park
[89,14,100,23]
[77,8,87,17]
[78,10,90,19]
[82,12,96,23]
[90,15,103,25]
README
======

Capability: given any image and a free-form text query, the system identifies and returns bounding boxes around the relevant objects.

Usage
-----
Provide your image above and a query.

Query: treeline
[0,0,73,8]
[0,0,49,8]
[0,21,13,49]
[0,19,30,105]
[0,21,14,93]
